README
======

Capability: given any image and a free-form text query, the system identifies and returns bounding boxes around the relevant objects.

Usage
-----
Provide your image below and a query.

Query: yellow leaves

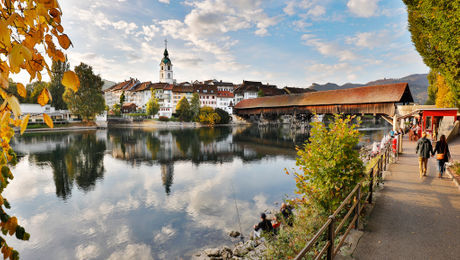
[8,44,32,73]
[57,34,71,49]
[16,83,26,98]
[20,114,30,135]
[0,20,11,49]
[43,113,53,128]
[37,88,52,106]
[62,71,80,92]
[6,96,21,119]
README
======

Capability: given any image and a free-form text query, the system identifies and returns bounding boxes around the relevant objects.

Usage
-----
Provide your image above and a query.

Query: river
[7,121,390,259]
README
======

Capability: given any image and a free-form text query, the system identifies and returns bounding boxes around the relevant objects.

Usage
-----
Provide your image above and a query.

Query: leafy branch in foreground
[0,0,80,258]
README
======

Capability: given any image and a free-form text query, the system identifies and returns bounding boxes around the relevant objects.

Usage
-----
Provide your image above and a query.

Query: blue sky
[51,0,428,87]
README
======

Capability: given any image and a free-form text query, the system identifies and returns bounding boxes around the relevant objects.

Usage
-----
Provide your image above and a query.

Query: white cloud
[153,224,177,244]
[302,34,358,61]
[158,0,169,3]
[283,1,298,16]
[75,244,100,260]
[108,244,153,260]
[347,0,380,18]
[346,30,390,49]
[306,62,363,84]
[307,5,326,17]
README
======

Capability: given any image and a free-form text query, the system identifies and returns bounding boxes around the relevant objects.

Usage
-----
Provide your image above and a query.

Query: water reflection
[15,132,106,200]
[8,123,390,259]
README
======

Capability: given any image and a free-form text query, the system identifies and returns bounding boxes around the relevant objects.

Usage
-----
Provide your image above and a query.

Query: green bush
[289,114,364,215]
[215,108,230,124]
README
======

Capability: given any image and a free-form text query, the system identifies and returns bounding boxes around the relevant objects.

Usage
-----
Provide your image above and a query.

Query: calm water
[7,122,390,259]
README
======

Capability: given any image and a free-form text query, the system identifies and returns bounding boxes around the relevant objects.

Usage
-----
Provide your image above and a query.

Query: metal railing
[295,136,400,260]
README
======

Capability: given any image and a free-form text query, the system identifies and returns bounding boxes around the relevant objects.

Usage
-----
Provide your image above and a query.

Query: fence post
[355,185,361,229]
[368,168,374,204]
[327,215,335,260]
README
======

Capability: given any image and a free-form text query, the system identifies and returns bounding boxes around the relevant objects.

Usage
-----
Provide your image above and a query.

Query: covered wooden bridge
[234,83,414,122]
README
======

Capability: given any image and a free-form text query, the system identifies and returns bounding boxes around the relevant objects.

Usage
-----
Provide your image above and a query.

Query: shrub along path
[352,135,460,259]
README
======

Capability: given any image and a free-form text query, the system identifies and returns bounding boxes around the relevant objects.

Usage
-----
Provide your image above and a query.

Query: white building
[217,91,234,114]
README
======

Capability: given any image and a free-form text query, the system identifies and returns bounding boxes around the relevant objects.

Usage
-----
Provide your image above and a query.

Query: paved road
[353,136,460,260]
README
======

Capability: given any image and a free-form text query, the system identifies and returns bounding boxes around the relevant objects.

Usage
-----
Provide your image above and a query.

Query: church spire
[160,39,173,84]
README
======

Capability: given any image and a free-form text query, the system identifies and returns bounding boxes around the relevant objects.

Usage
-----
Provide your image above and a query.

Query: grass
[452,162,460,176]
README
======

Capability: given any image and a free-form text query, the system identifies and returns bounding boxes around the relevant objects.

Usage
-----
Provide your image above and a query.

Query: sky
[29,0,429,87]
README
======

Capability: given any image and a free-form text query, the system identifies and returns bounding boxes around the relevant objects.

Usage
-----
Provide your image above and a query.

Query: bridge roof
[234,83,413,109]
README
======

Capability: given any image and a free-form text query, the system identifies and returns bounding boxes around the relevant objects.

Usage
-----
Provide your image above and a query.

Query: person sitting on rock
[280,203,293,227]
[253,212,273,238]
[272,215,281,235]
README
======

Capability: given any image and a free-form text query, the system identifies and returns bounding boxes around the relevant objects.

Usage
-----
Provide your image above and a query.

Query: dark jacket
[416,137,433,158]
[254,219,273,233]
[433,141,451,162]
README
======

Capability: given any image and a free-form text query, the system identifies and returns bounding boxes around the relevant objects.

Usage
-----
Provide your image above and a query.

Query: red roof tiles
[234,83,414,109]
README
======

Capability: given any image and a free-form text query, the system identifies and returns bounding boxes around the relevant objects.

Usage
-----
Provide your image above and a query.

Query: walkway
[353,136,460,259]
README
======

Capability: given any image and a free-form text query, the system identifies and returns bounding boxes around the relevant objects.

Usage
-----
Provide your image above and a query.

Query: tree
[0,1,80,258]
[63,63,105,121]
[146,89,160,117]
[190,92,200,121]
[435,73,456,108]
[120,91,126,107]
[403,0,459,107]
[198,106,221,125]
[258,89,265,97]
[288,114,364,215]
[27,81,49,104]
[49,60,70,110]
[215,108,230,124]
[426,69,438,105]
[176,97,192,121]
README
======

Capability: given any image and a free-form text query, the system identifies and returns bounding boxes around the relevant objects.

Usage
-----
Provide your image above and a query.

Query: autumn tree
[49,60,70,110]
[146,89,160,117]
[63,63,105,121]
[288,114,364,215]
[0,0,80,258]
[198,106,220,125]
[403,0,459,107]
[434,73,456,108]
[175,97,192,121]
[190,92,200,121]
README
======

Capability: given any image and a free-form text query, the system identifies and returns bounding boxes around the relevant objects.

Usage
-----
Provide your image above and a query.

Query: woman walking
[432,135,451,178]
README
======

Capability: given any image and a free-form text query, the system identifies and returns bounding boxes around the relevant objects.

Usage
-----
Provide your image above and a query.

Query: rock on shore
[192,239,266,260]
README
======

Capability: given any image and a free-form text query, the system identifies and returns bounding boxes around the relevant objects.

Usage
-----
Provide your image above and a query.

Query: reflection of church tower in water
[161,162,174,195]
[159,39,174,84]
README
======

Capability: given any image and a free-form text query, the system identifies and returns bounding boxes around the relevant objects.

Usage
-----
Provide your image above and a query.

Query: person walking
[432,135,451,178]
[416,132,433,178]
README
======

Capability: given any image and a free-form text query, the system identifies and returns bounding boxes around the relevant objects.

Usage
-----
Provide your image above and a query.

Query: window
[162,66,164,70]
[168,66,171,70]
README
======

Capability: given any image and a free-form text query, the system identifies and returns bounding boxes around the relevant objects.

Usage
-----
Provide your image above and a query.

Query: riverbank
[109,119,251,129]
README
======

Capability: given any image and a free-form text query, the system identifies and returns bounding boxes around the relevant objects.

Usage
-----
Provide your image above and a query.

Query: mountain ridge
[310,73,428,104]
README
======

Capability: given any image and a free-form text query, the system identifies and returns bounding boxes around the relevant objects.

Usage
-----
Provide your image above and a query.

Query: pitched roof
[193,84,218,94]
[234,83,414,109]
[172,84,194,93]
[217,91,234,98]
[104,78,140,92]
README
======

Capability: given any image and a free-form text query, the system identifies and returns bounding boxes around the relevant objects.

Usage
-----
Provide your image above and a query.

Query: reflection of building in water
[161,162,174,195]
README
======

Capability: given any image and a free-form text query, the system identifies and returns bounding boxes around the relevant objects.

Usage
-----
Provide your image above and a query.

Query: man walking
[416,132,433,178]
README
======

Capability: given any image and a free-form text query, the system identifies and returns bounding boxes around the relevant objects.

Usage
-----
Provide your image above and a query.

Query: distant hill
[310,73,428,104]
[102,79,116,91]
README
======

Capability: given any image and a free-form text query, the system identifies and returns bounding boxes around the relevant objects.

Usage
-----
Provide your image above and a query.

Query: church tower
[159,39,174,84]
